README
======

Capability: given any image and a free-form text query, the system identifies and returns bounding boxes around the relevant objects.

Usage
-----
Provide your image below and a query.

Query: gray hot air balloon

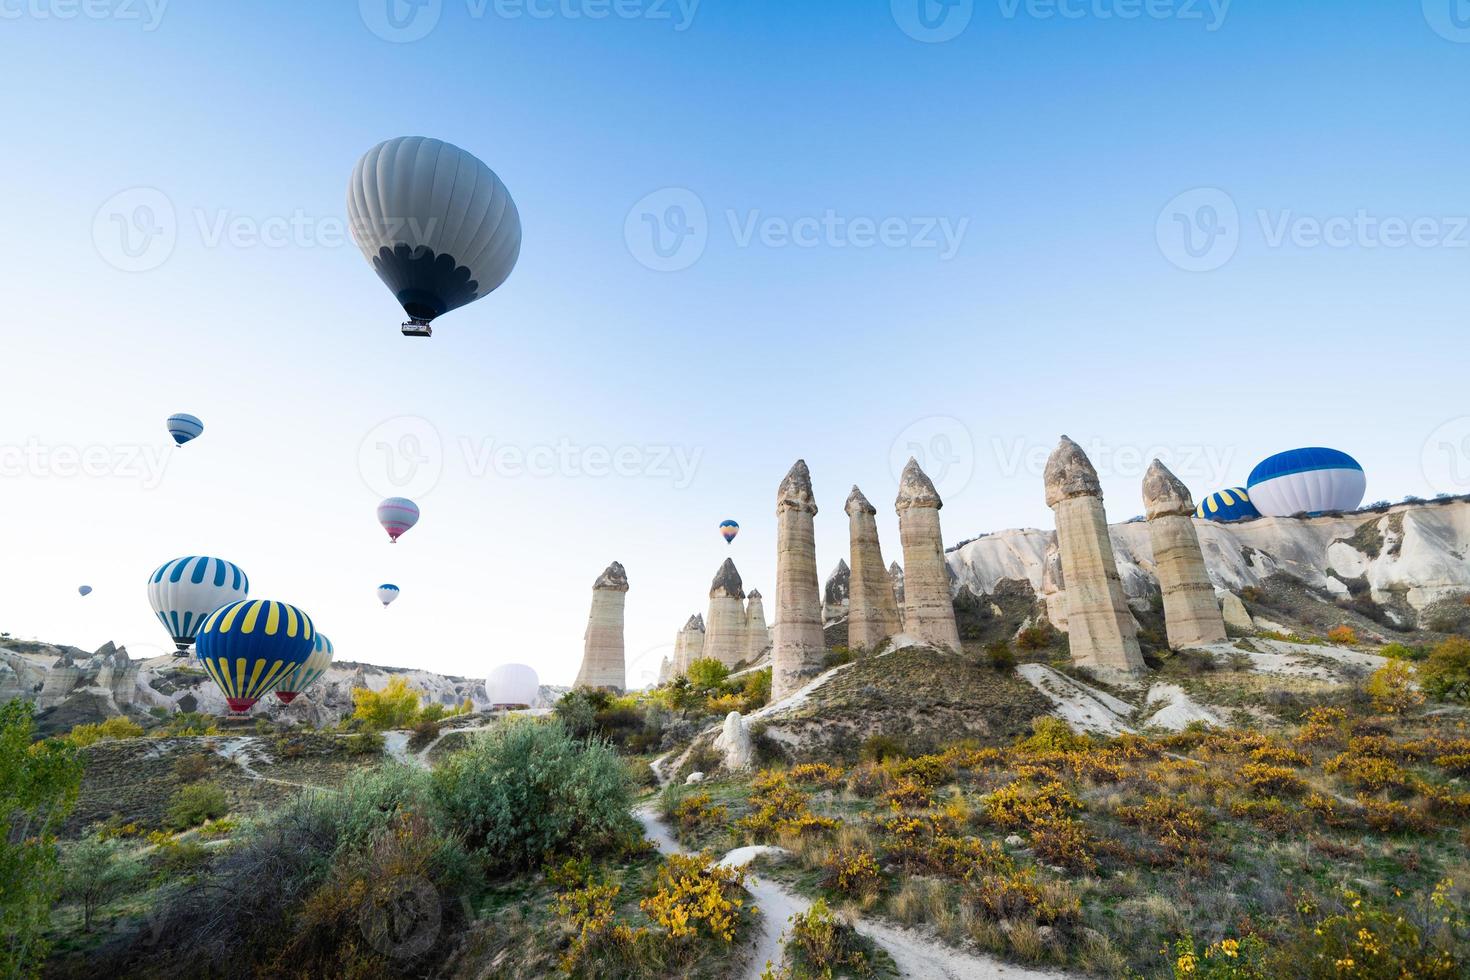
[347,137,522,338]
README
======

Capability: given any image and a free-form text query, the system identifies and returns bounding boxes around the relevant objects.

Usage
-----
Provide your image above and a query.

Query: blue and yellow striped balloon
[195,599,315,713]
[1195,487,1261,523]
[274,632,334,704]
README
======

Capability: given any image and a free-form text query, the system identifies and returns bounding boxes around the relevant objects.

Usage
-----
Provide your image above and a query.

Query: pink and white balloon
[377,497,420,543]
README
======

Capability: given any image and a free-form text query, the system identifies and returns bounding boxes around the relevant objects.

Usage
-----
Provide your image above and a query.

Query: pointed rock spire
[709,558,745,599]
[593,561,629,592]
[778,459,818,516]
[772,458,825,699]
[1142,459,1226,649]
[845,485,876,516]
[1142,459,1194,520]
[1044,435,1102,508]
[895,457,943,511]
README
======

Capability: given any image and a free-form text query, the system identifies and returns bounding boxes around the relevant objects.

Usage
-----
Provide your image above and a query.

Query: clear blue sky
[3,1,1468,686]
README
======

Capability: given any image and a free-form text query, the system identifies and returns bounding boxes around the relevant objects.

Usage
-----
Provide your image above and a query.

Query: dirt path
[634,806,1074,980]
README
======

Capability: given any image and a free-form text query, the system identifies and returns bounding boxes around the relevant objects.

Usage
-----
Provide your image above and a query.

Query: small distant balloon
[377,497,420,543]
[719,520,739,544]
[377,584,400,607]
[78,585,93,597]
[167,413,204,446]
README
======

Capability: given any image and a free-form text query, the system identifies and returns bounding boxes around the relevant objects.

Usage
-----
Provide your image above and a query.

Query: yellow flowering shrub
[788,762,845,787]
[1296,707,1349,746]
[821,846,881,897]
[882,778,933,811]
[672,792,728,834]
[1240,762,1308,797]
[983,780,1082,830]
[640,852,750,943]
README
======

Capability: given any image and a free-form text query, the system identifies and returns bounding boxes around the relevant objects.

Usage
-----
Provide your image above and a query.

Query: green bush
[346,731,384,756]
[0,701,82,977]
[1420,636,1470,703]
[165,782,229,830]
[65,716,145,747]
[159,711,219,737]
[61,834,145,930]
[431,717,638,870]
[859,734,906,763]
[686,657,730,691]
[985,640,1016,671]
[1380,642,1427,662]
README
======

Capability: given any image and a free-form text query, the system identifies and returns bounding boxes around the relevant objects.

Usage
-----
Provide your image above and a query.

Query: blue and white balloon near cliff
[1245,448,1366,517]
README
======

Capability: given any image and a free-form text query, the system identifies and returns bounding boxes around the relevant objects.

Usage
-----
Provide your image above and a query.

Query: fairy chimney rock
[894,459,961,652]
[1044,438,1145,674]
[575,561,628,691]
[772,459,825,700]
[1142,459,1227,649]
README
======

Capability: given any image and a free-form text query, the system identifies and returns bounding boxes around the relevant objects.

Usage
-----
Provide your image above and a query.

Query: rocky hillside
[0,639,564,735]
[947,496,1470,634]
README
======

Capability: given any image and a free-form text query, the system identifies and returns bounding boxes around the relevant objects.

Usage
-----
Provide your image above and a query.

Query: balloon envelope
[347,136,521,334]
[377,498,420,543]
[1195,487,1261,523]
[78,585,92,597]
[486,663,539,708]
[148,556,250,652]
[377,584,400,607]
[195,599,315,713]
[167,413,204,446]
[719,520,739,544]
[1247,448,1366,517]
[274,631,334,704]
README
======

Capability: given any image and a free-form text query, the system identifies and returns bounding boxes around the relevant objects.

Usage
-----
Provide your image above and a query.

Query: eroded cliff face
[0,640,522,732]
[946,497,1470,630]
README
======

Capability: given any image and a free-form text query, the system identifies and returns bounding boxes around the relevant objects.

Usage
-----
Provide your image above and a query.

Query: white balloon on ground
[486,663,539,709]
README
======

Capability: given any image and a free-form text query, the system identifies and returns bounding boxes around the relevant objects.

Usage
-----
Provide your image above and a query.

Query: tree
[686,657,730,692]
[1366,660,1422,714]
[62,834,142,931]
[350,677,424,731]
[0,700,83,977]
[1420,636,1470,704]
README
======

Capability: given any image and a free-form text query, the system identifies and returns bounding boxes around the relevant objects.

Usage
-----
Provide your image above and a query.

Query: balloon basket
[401,318,433,338]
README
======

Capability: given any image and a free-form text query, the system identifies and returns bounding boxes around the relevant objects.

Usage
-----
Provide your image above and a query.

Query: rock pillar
[772,460,825,700]
[846,487,902,651]
[744,590,771,662]
[673,615,705,676]
[574,562,628,691]
[704,559,748,668]
[1142,460,1228,649]
[822,560,851,624]
[895,459,962,652]
[1044,437,1144,673]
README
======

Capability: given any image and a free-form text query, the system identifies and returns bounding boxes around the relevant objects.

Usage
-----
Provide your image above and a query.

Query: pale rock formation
[1221,592,1254,632]
[656,656,673,685]
[713,710,754,770]
[673,614,705,676]
[1143,460,1228,649]
[704,559,748,668]
[772,460,826,701]
[1044,437,1144,674]
[846,486,902,650]
[895,458,962,652]
[744,590,771,662]
[37,653,81,709]
[822,559,851,624]
[575,561,629,692]
[96,645,139,706]
[889,561,905,627]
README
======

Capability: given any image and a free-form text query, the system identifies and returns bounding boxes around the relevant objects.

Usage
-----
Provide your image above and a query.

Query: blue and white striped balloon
[1247,448,1366,517]
[147,556,250,652]
[166,413,204,446]
[377,583,400,607]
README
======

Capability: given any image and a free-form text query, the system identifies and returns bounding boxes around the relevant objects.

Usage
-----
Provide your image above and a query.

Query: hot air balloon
[148,556,250,652]
[167,413,204,446]
[1247,448,1367,517]
[1195,487,1261,523]
[719,520,739,544]
[486,663,539,709]
[274,631,334,704]
[195,599,315,713]
[377,584,400,607]
[78,585,93,597]
[377,498,420,543]
[347,136,522,338]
